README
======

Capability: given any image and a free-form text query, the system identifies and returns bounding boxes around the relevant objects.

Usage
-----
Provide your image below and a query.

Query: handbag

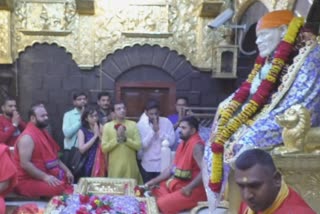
[62,136,88,177]
[67,146,88,177]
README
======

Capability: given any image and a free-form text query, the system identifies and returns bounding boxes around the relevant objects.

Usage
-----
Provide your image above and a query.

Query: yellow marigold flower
[211,153,223,183]
[94,199,100,205]
[284,17,304,44]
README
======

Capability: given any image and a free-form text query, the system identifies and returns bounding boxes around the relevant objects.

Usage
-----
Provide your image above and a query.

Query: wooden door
[116,82,176,120]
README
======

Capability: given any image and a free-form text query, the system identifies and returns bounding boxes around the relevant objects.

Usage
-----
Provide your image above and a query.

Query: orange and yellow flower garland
[209,17,304,192]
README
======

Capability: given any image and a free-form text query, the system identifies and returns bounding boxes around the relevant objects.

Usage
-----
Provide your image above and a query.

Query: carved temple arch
[100,44,195,82]
[16,42,77,66]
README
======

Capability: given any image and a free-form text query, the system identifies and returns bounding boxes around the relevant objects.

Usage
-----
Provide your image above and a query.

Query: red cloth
[14,123,72,197]
[152,133,207,214]
[238,187,316,214]
[0,115,26,146]
[0,144,17,214]
[91,144,107,177]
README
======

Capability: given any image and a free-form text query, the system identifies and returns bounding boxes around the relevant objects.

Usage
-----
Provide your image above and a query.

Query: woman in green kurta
[101,101,143,184]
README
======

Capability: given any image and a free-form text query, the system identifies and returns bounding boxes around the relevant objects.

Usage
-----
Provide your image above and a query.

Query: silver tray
[76,177,137,196]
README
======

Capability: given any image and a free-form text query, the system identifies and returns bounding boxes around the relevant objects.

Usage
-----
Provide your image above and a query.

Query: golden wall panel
[12,0,79,63]
[10,0,226,69]
[273,154,320,211]
[0,10,11,64]
[6,0,297,69]
[91,0,206,68]
[77,15,94,68]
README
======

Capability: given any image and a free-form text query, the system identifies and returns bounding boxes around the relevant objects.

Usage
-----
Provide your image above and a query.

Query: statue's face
[256,27,285,58]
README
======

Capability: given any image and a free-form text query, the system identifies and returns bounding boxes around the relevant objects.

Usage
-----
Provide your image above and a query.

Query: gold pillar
[0,10,12,64]
[273,154,320,212]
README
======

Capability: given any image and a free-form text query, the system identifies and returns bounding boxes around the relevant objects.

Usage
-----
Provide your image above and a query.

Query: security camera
[208,8,234,29]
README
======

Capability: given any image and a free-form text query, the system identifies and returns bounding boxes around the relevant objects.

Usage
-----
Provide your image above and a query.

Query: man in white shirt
[137,100,175,183]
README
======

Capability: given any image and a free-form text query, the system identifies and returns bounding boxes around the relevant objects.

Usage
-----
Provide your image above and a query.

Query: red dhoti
[0,144,17,214]
[153,178,207,214]
[14,123,72,197]
[152,133,207,214]
[15,179,71,198]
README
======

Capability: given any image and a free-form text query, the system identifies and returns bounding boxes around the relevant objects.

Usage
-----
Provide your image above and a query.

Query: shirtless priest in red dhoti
[235,149,316,214]
[0,144,17,213]
[146,116,207,214]
[14,104,73,197]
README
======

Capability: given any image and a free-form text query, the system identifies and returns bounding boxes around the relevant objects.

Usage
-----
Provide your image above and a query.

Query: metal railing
[182,106,217,128]
[125,106,217,127]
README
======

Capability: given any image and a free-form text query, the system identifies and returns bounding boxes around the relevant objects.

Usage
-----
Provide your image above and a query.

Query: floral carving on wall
[0,0,297,68]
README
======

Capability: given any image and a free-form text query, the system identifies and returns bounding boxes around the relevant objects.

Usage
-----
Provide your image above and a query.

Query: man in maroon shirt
[0,97,26,146]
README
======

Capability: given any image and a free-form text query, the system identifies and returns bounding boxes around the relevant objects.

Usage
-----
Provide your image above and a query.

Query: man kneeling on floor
[146,116,207,214]
[235,149,316,214]
[14,103,73,197]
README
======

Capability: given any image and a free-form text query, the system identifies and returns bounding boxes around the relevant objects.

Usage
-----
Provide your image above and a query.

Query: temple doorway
[116,81,175,120]
[114,61,177,119]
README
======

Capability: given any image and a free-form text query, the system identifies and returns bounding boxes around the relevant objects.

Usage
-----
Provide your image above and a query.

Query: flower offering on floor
[49,194,147,214]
